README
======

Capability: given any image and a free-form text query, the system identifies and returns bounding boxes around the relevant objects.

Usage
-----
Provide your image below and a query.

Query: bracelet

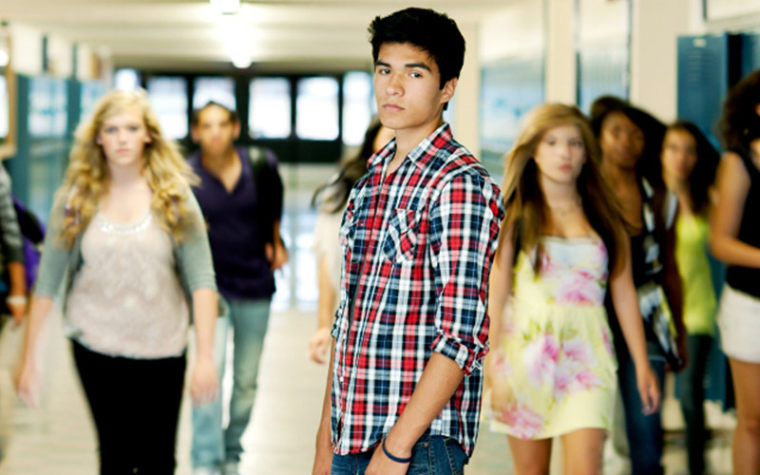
[381,439,412,464]
[6,294,27,306]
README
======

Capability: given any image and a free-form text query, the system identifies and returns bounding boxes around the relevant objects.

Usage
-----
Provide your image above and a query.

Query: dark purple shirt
[188,147,282,300]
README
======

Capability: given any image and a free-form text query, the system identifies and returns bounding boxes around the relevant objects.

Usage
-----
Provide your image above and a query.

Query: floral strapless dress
[489,237,618,439]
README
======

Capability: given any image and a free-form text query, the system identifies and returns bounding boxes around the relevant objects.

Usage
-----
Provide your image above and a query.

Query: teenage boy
[188,102,286,475]
[312,8,504,475]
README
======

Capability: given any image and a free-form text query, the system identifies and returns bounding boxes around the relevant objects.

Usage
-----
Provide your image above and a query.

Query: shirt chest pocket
[382,208,421,264]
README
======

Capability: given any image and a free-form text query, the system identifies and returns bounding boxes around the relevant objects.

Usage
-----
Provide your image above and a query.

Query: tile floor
[0,164,738,474]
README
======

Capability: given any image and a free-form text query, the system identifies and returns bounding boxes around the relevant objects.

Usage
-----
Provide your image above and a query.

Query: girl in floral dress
[487,103,660,474]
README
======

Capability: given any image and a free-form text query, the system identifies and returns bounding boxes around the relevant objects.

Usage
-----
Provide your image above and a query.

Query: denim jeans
[617,348,667,475]
[677,334,713,475]
[331,435,467,475]
[192,299,271,467]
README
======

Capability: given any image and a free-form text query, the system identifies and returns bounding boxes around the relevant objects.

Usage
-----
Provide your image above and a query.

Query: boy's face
[373,42,456,136]
[192,105,240,157]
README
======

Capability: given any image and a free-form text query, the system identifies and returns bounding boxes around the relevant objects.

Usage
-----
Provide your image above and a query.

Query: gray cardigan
[34,190,227,321]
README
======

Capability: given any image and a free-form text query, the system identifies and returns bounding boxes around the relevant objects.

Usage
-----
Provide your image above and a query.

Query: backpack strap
[247,146,282,246]
[248,146,270,195]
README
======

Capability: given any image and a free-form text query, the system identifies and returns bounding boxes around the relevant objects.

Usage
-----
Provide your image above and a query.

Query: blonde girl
[16,90,219,474]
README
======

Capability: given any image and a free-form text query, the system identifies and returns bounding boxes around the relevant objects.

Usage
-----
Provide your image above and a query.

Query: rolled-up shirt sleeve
[428,171,504,374]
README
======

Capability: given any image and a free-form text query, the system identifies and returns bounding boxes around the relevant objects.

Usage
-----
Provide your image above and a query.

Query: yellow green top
[675,214,717,336]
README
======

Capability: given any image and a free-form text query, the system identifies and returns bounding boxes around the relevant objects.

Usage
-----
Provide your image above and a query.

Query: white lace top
[65,209,189,358]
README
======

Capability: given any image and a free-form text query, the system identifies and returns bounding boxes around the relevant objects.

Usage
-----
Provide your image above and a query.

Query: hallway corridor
[0,164,736,474]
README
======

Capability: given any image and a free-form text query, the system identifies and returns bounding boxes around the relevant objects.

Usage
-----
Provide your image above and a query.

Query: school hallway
[0,165,736,474]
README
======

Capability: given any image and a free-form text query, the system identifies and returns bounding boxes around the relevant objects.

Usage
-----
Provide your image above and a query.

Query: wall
[479,2,544,63]
[472,0,760,130]
[452,23,481,155]
[9,23,43,76]
[630,0,691,122]
[545,0,575,103]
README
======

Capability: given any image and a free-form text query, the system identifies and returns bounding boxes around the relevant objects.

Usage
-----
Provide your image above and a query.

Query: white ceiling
[0,0,511,72]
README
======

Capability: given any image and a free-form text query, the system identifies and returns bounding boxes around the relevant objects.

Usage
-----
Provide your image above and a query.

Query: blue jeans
[617,349,667,475]
[192,299,271,467]
[331,435,467,475]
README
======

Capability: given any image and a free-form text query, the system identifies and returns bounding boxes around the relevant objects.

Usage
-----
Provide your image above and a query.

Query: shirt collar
[367,122,452,171]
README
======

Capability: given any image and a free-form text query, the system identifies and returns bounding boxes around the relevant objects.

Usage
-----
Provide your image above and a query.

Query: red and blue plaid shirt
[330,123,504,456]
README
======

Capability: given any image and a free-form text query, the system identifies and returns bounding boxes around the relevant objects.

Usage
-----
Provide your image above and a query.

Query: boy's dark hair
[368,8,465,90]
[191,100,239,127]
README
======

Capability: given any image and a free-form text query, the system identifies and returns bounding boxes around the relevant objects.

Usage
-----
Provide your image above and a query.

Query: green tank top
[675,214,717,335]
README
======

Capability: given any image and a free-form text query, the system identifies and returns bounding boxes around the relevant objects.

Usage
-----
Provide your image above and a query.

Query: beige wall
[9,22,108,79]
[630,0,691,122]
[545,0,575,103]
[452,23,481,155]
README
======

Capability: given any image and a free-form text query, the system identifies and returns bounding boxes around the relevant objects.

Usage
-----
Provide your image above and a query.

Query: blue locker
[676,34,733,148]
[740,32,760,78]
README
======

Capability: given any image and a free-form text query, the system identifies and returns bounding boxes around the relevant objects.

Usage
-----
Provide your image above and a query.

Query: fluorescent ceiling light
[210,0,240,15]
[217,14,251,68]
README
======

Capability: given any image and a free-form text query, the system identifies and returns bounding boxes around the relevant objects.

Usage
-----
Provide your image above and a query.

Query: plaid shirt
[330,123,504,456]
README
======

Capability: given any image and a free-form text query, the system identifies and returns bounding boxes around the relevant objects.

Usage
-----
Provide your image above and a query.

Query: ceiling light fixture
[218,14,252,69]
[210,0,240,15]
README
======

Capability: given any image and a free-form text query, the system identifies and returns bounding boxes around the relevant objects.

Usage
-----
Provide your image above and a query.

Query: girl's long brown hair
[500,103,627,275]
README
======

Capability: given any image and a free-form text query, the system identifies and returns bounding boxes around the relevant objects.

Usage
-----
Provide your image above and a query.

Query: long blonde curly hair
[57,89,199,247]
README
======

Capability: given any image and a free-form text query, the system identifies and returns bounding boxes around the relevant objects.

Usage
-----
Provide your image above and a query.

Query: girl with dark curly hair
[711,69,760,475]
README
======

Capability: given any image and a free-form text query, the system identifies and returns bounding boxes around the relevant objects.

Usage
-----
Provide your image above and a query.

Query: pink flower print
[556,270,603,305]
[574,369,602,391]
[563,338,593,365]
[553,363,574,400]
[525,333,559,386]
[538,250,561,277]
[496,403,545,440]
[602,328,614,355]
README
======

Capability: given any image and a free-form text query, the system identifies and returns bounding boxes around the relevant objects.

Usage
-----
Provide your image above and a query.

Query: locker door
[676,33,738,148]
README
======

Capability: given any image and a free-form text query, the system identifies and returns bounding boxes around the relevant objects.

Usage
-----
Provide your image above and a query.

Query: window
[249,77,291,139]
[80,81,107,122]
[342,71,373,146]
[193,76,236,111]
[0,75,7,138]
[147,77,188,139]
[296,77,339,141]
[114,68,141,91]
[28,77,67,138]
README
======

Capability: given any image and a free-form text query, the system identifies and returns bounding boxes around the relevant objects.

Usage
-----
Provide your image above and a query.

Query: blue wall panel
[740,32,760,78]
[576,44,629,115]
[479,56,544,179]
[8,74,71,223]
[677,34,731,149]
